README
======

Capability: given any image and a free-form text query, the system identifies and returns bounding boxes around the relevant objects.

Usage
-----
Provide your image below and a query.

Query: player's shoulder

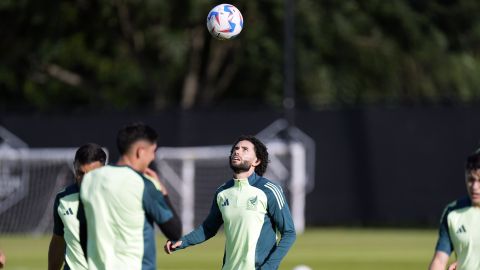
[216,179,235,194]
[446,196,471,209]
[254,177,287,207]
[255,176,283,194]
[55,183,79,199]
[441,196,472,218]
[98,164,135,174]
[97,165,144,180]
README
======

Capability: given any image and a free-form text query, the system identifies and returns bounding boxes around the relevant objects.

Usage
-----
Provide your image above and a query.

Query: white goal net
[0,120,315,235]
[154,119,315,234]
[0,147,77,234]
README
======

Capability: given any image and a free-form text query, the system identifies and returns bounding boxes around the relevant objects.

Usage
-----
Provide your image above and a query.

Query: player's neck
[233,169,254,180]
[117,156,142,172]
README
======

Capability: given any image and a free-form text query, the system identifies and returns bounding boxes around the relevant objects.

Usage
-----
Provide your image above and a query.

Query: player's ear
[136,146,143,159]
[252,158,261,167]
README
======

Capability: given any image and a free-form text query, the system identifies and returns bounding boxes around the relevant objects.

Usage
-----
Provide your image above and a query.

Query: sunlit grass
[0,228,441,270]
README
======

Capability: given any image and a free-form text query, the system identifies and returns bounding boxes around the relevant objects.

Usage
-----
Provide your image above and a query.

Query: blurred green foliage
[1,0,480,111]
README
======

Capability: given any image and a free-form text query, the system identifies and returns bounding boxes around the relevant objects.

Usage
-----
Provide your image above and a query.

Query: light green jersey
[79,165,174,270]
[53,184,88,270]
[217,178,268,269]
[177,173,296,270]
[435,196,480,270]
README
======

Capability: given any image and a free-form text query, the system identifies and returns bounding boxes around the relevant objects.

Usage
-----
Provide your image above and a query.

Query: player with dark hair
[165,135,296,270]
[80,122,181,270]
[48,143,107,270]
[428,149,480,270]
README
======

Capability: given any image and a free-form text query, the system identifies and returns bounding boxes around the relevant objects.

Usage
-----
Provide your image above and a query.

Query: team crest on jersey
[247,196,258,210]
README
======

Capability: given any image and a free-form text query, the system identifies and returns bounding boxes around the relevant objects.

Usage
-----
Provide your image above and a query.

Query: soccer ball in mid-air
[206,4,243,40]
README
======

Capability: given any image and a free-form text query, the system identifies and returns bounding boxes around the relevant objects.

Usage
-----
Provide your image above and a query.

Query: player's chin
[230,159,242,166]
[470,193,480,205]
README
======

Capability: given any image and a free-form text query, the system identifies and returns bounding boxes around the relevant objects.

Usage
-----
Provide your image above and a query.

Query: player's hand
[0,250,5,268]
[448,261,457,270]
[164,240,182,254]
[144,167,168,195]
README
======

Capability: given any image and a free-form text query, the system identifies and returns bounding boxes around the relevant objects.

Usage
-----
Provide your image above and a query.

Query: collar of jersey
[109,164,143,174]
[246,172,260,185]
[231,172,260,186]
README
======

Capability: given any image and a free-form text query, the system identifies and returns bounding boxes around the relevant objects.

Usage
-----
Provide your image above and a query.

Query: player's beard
[230,159,251,174]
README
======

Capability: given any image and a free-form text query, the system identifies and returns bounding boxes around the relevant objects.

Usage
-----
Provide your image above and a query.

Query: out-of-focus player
[80,122,181,270]
[48,143,107,270]
[428,149,480,270]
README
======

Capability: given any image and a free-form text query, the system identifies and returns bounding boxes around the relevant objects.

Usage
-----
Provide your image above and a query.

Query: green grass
[0,228,443,270]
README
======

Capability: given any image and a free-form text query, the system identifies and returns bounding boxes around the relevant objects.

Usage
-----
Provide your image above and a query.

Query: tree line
[1,0,479,112]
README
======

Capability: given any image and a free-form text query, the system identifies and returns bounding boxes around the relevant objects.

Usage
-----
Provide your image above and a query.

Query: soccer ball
[292,265,313,270]
[206,4,243,40]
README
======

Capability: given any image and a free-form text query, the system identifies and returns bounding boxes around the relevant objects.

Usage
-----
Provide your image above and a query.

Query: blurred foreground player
[428,150,480,270]
[48,143,106,270]
[0,249,5,268]
[80,122,181,270]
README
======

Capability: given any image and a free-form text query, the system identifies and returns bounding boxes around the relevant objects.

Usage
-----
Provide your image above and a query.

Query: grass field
[0,228,446,270]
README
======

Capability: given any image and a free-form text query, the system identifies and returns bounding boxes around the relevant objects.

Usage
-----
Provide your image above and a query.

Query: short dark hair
[74,143,107,168]
[466,149,480,171]
[230,135,269,176]
[116,122,158,155]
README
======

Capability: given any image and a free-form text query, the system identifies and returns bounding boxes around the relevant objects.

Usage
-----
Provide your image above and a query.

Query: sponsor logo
[63,207,74,216]
[456,225,467,234]
[221,198,229,207]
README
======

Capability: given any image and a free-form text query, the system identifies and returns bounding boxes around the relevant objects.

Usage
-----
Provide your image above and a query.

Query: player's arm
[428,251,450,270]
[429,204,454,270]
[142,178,182,240]
[448,261,458,270]
[158,194,182,240]
[261,182,296,270]
[48,196,65,270]
[165,190,224,254]
[77,199,88,259]
[48,234,65,270]
[142,168,181,238]
[0,249,5,269]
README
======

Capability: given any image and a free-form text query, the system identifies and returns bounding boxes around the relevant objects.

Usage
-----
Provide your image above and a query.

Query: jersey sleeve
[77,199,88,258]
[261,182,296,269]
[52,194,64,236]
[142,178,174,224]
[176,190,224,250]
[434,204,454,255]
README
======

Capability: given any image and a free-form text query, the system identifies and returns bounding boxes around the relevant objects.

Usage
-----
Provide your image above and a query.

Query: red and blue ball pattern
[206,4,243,40]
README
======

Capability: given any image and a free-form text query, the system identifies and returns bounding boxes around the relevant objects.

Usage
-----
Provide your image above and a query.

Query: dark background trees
[1,0,480,112]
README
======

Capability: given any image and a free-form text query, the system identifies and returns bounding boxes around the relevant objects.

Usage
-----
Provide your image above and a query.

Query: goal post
[155,139,312,234]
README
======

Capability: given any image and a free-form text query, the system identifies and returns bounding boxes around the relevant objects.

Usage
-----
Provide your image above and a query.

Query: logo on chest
[456,225,467,234]
[247,196,258,210]
[221,198,230,207]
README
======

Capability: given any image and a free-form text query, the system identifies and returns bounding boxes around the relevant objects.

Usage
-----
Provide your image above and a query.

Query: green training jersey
[53,183,88,270]
[435,196,480,270]
[80,165,174,270]
[177,173,296,270]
